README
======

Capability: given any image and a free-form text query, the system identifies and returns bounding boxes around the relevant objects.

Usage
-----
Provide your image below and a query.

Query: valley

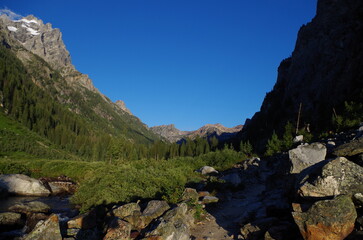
[0,0,363,239]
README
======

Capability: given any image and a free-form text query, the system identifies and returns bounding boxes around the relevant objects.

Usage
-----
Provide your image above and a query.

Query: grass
[0,148,245,212]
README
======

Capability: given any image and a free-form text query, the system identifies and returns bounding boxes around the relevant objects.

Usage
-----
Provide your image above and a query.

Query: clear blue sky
[1,0,317,131]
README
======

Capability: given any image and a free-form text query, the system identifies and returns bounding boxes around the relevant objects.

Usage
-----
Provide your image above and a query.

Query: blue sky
[1,0,317,131]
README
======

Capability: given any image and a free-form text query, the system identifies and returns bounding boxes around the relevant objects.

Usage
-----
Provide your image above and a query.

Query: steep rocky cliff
[151,123,243,143]
[241,0,363,151]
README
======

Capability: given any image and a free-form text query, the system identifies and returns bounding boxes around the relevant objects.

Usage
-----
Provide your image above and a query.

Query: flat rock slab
[298,157,363,198]
[289,143,327,174]
[9,201,50,214]
[0,174,50,197]
[333,138,363,157]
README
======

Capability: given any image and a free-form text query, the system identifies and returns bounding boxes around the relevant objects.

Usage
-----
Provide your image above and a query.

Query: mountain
[240,0,363,152]
[0,12,160,159]
[151,123,243,143]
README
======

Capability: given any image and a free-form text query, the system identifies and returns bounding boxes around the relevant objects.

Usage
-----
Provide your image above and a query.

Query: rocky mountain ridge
[240,0,363,151]
[0,11,159,145]
[151,123,243,142]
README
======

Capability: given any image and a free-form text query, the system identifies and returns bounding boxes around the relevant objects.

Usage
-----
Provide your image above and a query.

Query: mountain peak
[115,100,132,115]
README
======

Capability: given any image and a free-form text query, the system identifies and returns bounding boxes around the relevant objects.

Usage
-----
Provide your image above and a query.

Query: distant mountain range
[150,123,243,143]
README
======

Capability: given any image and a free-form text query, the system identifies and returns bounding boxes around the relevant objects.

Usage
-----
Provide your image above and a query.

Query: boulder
[0,212,24,228]
[181,188,199,203]
[103,217,131,240]
[144,203,193,240]
[293,135,304,143]
[23,214,62,240]
[141,200,170,227]
[288,143,327,174]
[201,196,218,204]
[298,157,363,198]
[112,202,141,219]
[333,138,363,157]
[67,210,97,229]
[240,218,277,240]
[292,195,357,240]
[198,166,218,175]
[25,213,48,233]
[0,174,50,196]
[9,201,50,214]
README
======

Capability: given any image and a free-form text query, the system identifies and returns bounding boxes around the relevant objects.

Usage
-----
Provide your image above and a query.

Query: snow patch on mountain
[7,26,17,32]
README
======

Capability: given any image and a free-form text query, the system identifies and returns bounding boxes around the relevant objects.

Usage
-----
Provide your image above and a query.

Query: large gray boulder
[333,137,363,157]
[141,200,170,228]
[288,143,327,174]
[298,157,363,198]
[0,212,24,228]
[144,203,193,240]
[0,174,50,197]
[23,214,62,240]
[9,201,50,214]
[292,195,357,240]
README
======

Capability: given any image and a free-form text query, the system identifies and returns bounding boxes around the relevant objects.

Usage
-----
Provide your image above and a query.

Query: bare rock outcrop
[0,174,50,197]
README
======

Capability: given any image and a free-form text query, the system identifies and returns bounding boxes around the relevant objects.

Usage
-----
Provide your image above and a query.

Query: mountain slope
[240,0,363,151]
[0,13,160,148]
[151,123,243,143]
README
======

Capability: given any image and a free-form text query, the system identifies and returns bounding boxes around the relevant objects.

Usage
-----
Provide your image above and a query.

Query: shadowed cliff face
[240,0,363,151]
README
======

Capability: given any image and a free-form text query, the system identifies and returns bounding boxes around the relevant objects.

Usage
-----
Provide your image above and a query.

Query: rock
[199,166,218,175]
[288,143,327,174]
[240,218,277,240]
[9,201,50,214]
[25,213,48,233]
[181,188,199,203]
[141,200,170,227]
[298,157,363,198]
[0,174,51,196]
[0,212,24,228]
[103,217,131,240]
[292,195,357,240]
[112,202,141,219]
[197,191,210,198]
[293,135,304,143]
[67,211,97,229]
[144,203,193,240]
[353,193,363,206]
[221,172,242,187]
[202,196,219,204]
[333,138,363,157]
[23,214,62,240]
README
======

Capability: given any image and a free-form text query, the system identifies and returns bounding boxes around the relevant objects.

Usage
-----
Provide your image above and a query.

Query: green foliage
[0,162,30,175]
[281,122,294,150]
[239,140,253,158]
[265,131,282,156]
[332,101,363,132]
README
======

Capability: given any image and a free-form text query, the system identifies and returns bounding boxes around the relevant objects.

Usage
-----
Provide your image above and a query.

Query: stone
[202,196,219,204]
[181,188,199,203]
[144,203,193,240]
[333,138,363,157]
[9,201,50,214]
[112,202,141,219]
[198,191,210,198]
[103,217,131,240]
[288,143,327,174]
[25,213,49,233]
[23,214,62,240]
[198,166,218,175]
[292,195,357,240]
[353,193,363,206]
[141,200,170,227]
[298,157,363,198]
[293,135,304,143]
[0,212,24,228]
[240,218,277,240]
[0,174,50,196]
[67,210,97,229]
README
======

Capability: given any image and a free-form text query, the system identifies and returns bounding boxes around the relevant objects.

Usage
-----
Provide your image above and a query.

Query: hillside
[239,0,363,152]
[0,13,160,159]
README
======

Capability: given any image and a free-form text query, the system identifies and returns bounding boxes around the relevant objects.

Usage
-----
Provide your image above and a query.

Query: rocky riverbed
[1,127,363,240]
